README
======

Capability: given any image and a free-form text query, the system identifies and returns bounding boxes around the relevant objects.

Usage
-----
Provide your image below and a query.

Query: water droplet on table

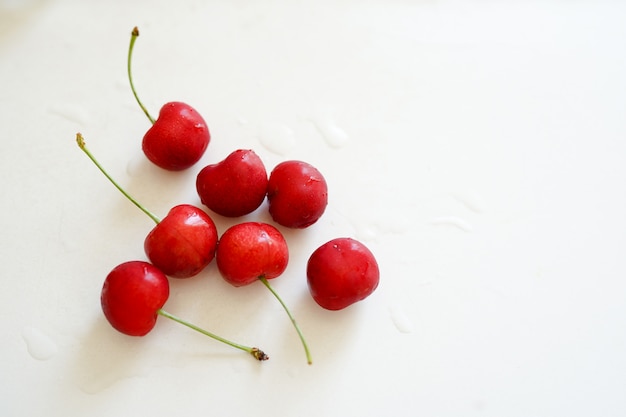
[355,223,379,242]
[453,191,487,214]
[80,369,142,395]
[312,118,350,148]
[430,216,473,232]
[258,123,295,155]
[389,307,414,334]
[22,327,58,360]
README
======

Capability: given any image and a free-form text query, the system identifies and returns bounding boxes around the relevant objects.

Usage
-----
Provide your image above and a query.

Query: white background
[1,0,625,416]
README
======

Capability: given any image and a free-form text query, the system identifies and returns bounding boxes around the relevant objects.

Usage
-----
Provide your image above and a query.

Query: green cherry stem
[76,133,161,225]
[77,132,268,362]
[157,309,269,361]
[128,26,156,125]
[259,276,313,365]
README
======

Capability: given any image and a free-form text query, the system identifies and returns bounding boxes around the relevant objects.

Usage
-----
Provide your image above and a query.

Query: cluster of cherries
[77,27,379,364]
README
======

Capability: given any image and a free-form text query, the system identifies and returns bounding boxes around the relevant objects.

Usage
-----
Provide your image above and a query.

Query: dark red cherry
[144,204,218,278]
[196,149,268,217]
[267,160,328,228]
[101,261,169,336]
[77,135,217,279]
[128,27,209,171]
[307,238,380,310]
[141,102,210,171]
[100,260,268,360]
[215,221,312,364]
[216,222,288,287]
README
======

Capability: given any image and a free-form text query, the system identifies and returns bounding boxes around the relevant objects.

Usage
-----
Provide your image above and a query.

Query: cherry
[216,222,312,364]
[77,133,217,278]
[102,260,268,360]
[102,260,169,336]
[196,149,268,217]
[216,222,288,287]
[127,27,209,171]
[267,160,328,228]
[144,204,217,278]
[306,238,380,311]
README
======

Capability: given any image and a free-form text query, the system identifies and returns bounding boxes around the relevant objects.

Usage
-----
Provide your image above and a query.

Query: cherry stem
[157,309,269,361]
[128,26,156,125]
[259,276,312,365]
[76,133,161,225]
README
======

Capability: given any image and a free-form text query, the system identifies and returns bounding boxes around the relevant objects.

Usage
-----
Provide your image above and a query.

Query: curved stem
[128,26,155,124]
[157,309,269,361]
[259,276,312,365]
[76,133,161,224]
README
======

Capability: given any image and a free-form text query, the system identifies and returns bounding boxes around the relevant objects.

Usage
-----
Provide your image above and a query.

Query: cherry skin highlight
[101,261,169,336]
[196,149,268,217]
[216,222,288,287]
[144,204,218,278]
[307,238,380,311]
[267,160,328,228]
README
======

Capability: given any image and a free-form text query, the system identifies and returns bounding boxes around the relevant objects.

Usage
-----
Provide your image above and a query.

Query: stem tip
[251,348,269,361]
[76,132,85,148]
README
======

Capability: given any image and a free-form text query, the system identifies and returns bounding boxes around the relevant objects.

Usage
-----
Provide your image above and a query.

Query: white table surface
[2,1,625,416]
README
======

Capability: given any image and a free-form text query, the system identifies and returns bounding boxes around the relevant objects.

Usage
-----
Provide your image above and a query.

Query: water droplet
[22,327,58,360]
[430,216,473,232]
[48,103,91,126]
[453,191,487,214]
[389,307,414,334]
[352,215,409,242]
[257,123,295,155]
[354,223,379,242]
[380,215,410,235]
[312,118,350,148]
[80,368,147,395]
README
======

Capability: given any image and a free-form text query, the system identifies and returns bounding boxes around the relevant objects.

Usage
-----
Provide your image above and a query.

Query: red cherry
[128,27,209,171]
[267,160,328,228]
[101,260,268,360]
[216,222,312,364]
[144,204,218,278]
[101,261,169,336]
[77,134,217,279]
[306,238,380,311]
[142,102,210,171]
[196,149,268,217]
[216,222,288,286]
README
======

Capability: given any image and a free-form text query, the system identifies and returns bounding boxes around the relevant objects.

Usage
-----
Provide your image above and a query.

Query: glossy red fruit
[142,102,210,171]
[144,204,218,278]
[216,222,288,287]
[267,160,328,228]
[196,149,268,217]
[100,260,269,360]
[101,261,169,336]
[307,238,380,310]
[77,134,217,279]
[215,221,311,364]
[127,28,209,171]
